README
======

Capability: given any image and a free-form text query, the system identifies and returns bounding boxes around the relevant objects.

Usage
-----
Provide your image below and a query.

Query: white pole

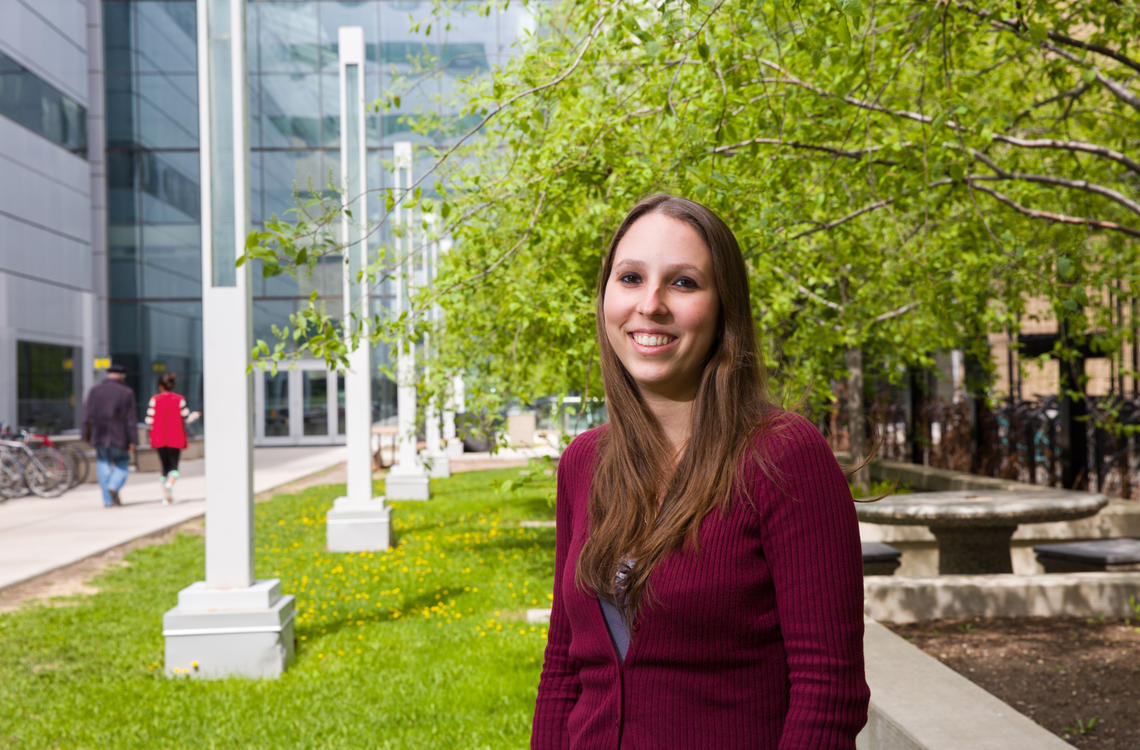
[422,214,449,477]
[340,26,373,506]
[440,237,463,457]
[164,0,294,680]
[386,141,430,500]
[326,26,390,551]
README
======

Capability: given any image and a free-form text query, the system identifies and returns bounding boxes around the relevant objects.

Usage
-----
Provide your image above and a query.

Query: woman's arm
[531,456,581,749]
[757,415,870,749]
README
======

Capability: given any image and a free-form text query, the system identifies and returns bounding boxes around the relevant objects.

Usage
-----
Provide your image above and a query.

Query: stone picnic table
[856,489,1109,574]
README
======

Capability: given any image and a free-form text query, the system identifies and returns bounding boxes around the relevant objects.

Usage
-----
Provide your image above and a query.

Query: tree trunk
[1058,318,1089,490]
[907,367,933,466]
[846,345,870,492]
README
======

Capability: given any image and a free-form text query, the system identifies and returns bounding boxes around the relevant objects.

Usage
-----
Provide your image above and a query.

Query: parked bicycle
[19,429,89,489]
[0,428,74,499]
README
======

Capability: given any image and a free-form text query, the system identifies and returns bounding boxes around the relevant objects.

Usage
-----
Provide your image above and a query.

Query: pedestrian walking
[145,372,200,505]
[82,363,137,508]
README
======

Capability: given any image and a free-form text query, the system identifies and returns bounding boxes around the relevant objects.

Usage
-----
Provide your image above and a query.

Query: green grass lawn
[0,465,557,749]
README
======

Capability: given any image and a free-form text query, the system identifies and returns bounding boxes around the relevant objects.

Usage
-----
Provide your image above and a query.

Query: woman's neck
[641,392,694,457]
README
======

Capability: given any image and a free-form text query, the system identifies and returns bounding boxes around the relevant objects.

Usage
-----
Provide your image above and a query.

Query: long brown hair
[576,194,777,622]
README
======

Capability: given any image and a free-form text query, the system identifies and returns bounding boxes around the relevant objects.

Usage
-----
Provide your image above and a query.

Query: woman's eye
[673,276,698,289]
[617,272,641,285]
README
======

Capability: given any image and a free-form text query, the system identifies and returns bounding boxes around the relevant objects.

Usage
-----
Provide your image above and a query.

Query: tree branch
[1040,41,1140,115]
[953,2,1140,75]
[872,301,920,325]
[1009,80,1092,128]
[790,199,895,240]
[770,264,843,312]
[757,65,960,130]
[712,137,900,160]
[425,191,548,307]
[966,148,1140,218]
[991,134,1140,177]
[931,178,1140,239]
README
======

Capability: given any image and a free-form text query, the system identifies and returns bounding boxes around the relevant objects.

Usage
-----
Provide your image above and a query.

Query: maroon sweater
[532,413,869,749]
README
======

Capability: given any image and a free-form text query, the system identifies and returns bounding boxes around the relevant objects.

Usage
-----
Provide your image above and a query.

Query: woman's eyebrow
[612,259,706,276]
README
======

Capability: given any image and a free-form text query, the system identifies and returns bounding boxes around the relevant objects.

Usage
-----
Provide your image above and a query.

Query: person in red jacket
[532,195,869,748]
[145,372,200,505]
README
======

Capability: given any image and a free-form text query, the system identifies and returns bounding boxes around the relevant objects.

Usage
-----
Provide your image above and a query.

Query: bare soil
[888,616,1140,749]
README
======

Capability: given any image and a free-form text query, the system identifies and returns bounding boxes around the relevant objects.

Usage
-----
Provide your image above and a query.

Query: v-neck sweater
[532,413,869,749]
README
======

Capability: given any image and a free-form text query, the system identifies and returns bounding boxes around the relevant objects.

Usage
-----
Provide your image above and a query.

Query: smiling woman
[533,194,869,749]
[602,212,719,405]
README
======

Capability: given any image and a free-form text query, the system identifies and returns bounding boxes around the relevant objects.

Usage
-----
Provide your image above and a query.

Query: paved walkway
[0,446,347,591]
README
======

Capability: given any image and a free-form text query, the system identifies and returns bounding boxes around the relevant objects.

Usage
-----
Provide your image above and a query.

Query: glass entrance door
[254,362,342,445]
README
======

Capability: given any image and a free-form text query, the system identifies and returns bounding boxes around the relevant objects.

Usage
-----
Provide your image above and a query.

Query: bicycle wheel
[62,444,89,488]
[0,451,28,499]
[26,448,72,498]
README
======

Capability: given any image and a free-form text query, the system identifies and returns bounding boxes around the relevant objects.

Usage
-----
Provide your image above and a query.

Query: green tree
[244,0,1140,486]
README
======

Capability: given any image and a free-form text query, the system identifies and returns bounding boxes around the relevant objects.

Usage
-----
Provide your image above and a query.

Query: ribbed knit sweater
[532,413,869,749]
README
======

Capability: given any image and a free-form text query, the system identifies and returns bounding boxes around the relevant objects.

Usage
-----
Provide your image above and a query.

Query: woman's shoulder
[558,425,607,476]
[562,425,606,460]
[750,408,833,465]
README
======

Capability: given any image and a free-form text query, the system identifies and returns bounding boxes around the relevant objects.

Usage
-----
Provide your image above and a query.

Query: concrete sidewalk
[0,445,346,591]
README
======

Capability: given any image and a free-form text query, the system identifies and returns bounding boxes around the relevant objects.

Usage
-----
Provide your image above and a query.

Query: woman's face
[603,212,719,402]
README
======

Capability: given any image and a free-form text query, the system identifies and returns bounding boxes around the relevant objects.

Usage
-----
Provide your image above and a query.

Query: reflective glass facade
[17,341,79,433]
[103,0,529,437]
[0,50,88,157]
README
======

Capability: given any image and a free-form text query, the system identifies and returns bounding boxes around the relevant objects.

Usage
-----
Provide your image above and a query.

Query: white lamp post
[445,369,465,457]
[385,141,430,500]
[326,26,391,551]
[163,0,294,679]
[422,214,450,478]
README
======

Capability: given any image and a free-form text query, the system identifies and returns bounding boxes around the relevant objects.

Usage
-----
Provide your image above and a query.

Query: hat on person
[108,363,127,374]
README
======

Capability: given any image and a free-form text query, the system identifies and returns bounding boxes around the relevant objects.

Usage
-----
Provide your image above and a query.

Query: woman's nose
[636,285,668,316]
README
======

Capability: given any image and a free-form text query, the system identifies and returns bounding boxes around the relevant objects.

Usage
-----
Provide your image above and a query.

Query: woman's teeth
[632,333,673,347]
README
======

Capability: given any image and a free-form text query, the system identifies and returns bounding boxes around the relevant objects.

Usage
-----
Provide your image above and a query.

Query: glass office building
[0,2,103,436]
[101,0,530,444]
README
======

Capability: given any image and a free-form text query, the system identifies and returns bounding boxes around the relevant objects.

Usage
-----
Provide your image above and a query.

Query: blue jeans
[95,446,130,506]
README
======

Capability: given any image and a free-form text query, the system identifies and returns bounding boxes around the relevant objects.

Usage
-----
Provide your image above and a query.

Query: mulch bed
[887,616,1140,749]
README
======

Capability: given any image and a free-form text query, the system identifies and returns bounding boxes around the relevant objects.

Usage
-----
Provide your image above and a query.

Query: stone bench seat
[862,541,901,576]
[1033,538,1140,573]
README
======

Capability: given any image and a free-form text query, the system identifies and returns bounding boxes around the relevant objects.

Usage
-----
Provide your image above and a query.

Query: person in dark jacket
[82,363,137,507]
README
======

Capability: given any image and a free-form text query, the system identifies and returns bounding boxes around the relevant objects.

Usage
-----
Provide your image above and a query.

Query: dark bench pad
[1033,538,1140,564]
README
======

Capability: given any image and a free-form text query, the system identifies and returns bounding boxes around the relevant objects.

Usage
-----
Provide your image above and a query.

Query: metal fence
[832,394,1140,499]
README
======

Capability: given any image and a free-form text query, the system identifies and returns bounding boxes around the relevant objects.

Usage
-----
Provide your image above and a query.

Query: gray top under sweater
[598,598,630,661]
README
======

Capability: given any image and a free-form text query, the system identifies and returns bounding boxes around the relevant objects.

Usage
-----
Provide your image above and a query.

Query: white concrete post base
[162,579,295,679]
[386,467,430,500]
[424,453,451,478]
[445,439,464,458]
[326,496,391,551]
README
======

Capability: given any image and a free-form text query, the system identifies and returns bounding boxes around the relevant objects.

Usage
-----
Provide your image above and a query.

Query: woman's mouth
[630,332,676,348]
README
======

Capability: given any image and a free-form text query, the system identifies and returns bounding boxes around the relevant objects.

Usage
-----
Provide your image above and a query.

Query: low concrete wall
[859,619,1075,749]
[865,571,1140,623]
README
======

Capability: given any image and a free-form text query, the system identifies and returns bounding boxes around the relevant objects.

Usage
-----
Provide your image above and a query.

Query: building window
[0,51,87,157]
[17,341,79,433]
